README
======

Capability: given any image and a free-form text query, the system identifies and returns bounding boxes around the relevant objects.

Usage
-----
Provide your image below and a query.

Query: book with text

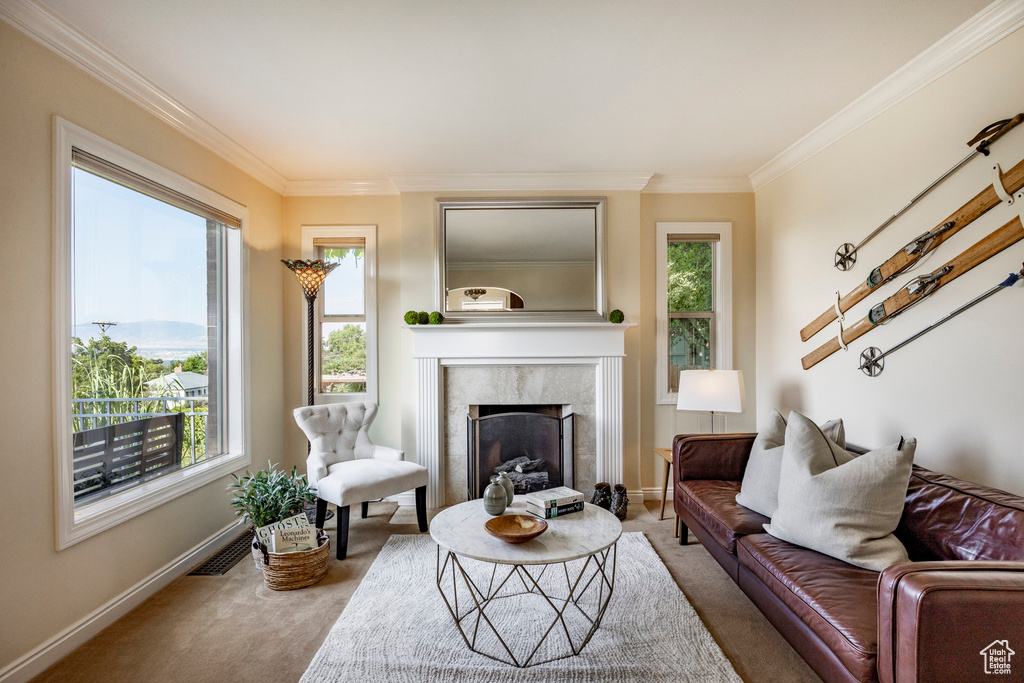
[271,526,318,553]
[526,500,585,519]
[254,512,310,546]
[525,486,585,509]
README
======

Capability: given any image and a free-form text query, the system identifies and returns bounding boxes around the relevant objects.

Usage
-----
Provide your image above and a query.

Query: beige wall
[281,195,403,467]
[0,22,285,671]
[639,193,758,492]
[755,28,1024,493]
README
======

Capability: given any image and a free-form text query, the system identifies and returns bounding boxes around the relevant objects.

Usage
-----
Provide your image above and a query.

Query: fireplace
[467,404,574,499]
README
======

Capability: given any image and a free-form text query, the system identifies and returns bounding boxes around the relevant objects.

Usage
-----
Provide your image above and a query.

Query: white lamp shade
[676,370,745,413]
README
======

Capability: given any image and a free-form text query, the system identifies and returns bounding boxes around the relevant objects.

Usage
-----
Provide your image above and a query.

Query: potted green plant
[227,461,317,529]
[227,463,329,590]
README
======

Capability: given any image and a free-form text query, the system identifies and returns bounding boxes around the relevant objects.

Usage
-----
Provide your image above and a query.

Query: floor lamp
[676,369,745,434]
[282,259,340,407]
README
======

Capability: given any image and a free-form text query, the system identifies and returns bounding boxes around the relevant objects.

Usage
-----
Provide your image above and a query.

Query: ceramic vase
[496,471,515,505]
[483,476,508,516]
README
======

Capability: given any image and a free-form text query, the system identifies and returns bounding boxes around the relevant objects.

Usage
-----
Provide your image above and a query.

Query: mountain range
[73,320,207,360]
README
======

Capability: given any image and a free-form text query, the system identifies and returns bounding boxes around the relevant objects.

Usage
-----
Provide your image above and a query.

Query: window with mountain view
[57,118,248,547]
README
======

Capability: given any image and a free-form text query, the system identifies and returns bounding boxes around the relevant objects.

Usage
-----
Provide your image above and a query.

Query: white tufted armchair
[293,402,428,560]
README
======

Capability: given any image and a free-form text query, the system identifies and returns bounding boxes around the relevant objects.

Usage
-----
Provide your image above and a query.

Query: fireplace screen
[467,407,574,499]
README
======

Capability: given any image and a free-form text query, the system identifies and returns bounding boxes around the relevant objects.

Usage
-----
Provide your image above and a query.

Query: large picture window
[656,222,732,404]
[301,226,377,404]
[55,118,249,548]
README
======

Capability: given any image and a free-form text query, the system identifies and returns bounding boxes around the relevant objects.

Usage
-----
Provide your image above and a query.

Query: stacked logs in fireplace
[467,406,574,500]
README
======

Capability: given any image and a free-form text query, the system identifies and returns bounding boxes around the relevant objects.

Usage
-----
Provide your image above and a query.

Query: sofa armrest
[673,433,756,483]
[878,561,1024,683]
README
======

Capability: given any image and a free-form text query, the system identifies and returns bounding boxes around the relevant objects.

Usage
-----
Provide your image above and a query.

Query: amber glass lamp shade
[282,259,340,300]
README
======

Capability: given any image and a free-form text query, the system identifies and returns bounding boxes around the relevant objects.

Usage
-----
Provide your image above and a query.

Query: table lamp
[676,369,745,434]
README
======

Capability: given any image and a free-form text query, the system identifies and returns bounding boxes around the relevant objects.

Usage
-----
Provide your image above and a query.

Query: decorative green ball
[418,311,429,324]
[404,310,419,325]
[428,311,444,324]
[609,309,625,324]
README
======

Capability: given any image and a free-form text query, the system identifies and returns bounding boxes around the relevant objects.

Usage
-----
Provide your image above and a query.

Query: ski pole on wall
[833,114,1024,271]
[801,214,1024,370]
[858,263,1024,376]
[800,153,1024,342]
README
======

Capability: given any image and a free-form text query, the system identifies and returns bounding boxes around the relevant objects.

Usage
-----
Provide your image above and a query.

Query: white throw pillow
[735,409,844,518]
[764,412,915,572]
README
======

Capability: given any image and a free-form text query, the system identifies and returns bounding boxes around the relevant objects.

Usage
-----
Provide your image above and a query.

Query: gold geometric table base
[435,544,617,667]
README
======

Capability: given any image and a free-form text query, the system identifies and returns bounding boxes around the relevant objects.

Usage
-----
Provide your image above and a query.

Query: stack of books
[525,486,585,518]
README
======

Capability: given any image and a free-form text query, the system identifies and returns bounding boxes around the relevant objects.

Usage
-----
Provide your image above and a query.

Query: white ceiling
[28,0,994,184]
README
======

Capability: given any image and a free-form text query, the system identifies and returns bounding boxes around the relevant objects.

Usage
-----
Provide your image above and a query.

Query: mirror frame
[435,197,607,323]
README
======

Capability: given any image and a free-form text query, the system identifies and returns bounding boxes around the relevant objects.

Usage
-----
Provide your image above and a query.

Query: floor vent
[188,530,253,576]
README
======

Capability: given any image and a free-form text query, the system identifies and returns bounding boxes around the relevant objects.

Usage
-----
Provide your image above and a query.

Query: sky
[73,168,209,334]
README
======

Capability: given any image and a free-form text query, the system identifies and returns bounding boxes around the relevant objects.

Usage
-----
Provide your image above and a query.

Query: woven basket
[251,533,330,591]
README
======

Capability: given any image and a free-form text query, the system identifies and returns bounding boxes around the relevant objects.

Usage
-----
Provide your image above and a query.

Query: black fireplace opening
[467,404,574,499]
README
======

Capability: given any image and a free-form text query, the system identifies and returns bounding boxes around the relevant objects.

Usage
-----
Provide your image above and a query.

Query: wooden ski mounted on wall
[800,154,1024,343]
[833,114,1024,271]
[858,263,1024,377]
[801,214,1024,370]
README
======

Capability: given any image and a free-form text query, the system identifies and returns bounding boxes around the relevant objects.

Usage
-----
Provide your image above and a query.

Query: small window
[55,118,249,548]
[318,240,367,394]
[656,222,732,403]
[301,227,377,404]
[667,237,717,391]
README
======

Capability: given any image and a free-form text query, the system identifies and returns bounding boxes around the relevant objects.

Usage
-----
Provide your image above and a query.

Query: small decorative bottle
[496,471,515,505]
[483,475,508,516]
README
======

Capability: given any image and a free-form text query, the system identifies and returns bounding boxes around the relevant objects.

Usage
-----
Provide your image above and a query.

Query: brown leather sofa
[673,433,1024,683]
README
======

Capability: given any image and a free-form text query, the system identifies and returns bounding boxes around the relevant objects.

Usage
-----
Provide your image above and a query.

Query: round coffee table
[430,498,622,667]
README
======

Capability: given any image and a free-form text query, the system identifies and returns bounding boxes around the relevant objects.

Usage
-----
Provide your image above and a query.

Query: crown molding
[0,0,289,194]
[284,178,399,196]
[389,172,654,193]
[749,0,1024,191]
[642,175,752,193]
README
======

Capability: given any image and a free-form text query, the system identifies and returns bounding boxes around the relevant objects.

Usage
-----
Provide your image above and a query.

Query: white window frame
[54,117,250,549]
[300,225,378,405]
[656,222,732,404]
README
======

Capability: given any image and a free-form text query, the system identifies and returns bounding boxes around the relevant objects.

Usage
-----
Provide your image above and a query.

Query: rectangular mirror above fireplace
[435,198,607,322]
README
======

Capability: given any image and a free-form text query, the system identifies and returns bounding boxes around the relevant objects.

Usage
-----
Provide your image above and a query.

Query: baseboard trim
[389,491,416,506]
[641,487,673,502]
[0,519,244,683]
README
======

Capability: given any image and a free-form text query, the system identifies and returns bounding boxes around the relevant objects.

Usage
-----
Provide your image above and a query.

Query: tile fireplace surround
[408,322,632,509]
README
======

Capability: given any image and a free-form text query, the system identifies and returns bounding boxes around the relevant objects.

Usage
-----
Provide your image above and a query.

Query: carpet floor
[302,532,742,682]
[30,502,822,683]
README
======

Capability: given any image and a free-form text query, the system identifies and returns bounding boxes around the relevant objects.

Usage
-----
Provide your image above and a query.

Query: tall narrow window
[656,222,732,403]
[56,118,248,548]
[318,238,366,394]
[302,226,377,404]
[667,235,717,391]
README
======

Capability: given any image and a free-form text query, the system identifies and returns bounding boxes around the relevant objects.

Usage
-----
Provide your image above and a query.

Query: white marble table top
[429,497,622,565]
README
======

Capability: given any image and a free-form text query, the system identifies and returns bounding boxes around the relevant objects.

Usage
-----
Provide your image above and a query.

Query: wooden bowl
[484,514,548,544]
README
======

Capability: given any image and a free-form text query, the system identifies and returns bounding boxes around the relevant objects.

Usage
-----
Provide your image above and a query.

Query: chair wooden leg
[337,505,350,560]
[678,518,688,545]
[361,501,369,519]
[415,485,428,532]
[314,497,328,530]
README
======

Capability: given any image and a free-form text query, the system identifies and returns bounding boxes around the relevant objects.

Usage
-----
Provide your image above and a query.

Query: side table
[655,447,682,538]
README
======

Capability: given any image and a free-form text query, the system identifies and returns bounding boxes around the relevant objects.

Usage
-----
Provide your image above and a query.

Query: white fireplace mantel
[408,322,634,508]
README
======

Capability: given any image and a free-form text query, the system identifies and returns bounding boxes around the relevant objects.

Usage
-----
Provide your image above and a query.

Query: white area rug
[301,532,741,682]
